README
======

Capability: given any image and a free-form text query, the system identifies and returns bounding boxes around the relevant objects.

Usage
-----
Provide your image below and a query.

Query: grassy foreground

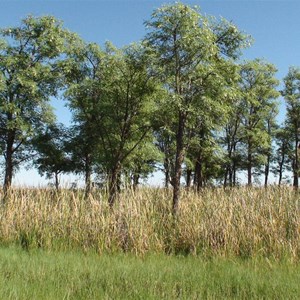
[0,246,299,299]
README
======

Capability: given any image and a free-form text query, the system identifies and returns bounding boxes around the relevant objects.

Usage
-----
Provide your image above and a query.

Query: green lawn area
[0,247,299,299]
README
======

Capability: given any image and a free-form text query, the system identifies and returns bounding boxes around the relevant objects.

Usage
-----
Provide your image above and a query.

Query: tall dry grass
[0,186,299,260]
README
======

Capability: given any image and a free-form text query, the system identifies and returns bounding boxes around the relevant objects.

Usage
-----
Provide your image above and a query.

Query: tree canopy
[0,4,298,212]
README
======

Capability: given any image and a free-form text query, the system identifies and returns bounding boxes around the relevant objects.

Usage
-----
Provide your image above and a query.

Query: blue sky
[0,0,299,186]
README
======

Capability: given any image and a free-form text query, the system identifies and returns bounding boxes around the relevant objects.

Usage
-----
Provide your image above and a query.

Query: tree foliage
[238,60,280,185]
[0,15,75,192]
[32,123,72,190]
[282,67,300,188]
[1,5,299,212]
[144,2,250,212]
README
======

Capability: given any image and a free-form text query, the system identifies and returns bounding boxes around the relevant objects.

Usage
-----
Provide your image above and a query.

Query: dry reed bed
[0,187,299,260]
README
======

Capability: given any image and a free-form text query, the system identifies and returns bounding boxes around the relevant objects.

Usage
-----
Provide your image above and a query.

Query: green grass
[0,246,299,299]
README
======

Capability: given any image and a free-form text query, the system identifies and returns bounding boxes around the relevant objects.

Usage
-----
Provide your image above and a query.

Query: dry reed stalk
[0,186,298,260]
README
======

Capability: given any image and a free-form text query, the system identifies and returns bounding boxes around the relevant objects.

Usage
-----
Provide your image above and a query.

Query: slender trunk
[55,172,59,191]
[195,127,206,191]
[132,177,139,191]
[194,163,198,189]
[264,119,271,188]
[278,153,284,185]
[4,152,13,193]
[117,172,121,194]
[198,168,203,191]
[172,112,185,214]
[229,169,233,187]
[224,166,233,188]
[233,162,237,186]
[193,164,197,188]
[109,162,121,207]
[223,166,229,188]
[224,134,231,188]
[293,161,298,188]
[247,139,252,186]
[197,161,203,192]
[164,157,170,189]
[186,168,192,188]
[84,154,92,198]
[264,154,270,187]
[3,131,14,194]
[232,142,237,186]
[194,154,203,192]
[264,165,269,187]
[278,163,283,185]
[293,139,299,189]
[247,158,252,186]
[132,171,140,192]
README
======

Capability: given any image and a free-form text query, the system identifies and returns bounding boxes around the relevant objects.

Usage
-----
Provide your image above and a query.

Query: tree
[64,42,159,205]
[152,94,177,189]
[238,60,279,186]
[0,16,74,193]
[273,125,293,185]
[262,107,278,187]
[221,94,244,187]
[282,67,300,188]
[96,43,159,206]
[144,3,249,212]
[122,140,160,191]
[32,123,72,190]
[62,42,105,197]
[188,124,224,190]
[66,123,100,197]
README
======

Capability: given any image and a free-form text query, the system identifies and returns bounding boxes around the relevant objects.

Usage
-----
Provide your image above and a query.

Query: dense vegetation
[1,3,300,211]
[0,187,299,260]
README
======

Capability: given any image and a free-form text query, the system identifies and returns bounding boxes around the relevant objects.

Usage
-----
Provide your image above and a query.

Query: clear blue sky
[0,0,299,186]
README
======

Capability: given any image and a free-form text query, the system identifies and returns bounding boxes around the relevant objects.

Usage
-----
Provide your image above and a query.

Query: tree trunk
[247,159,252,186]
[293,163,298,188]
[194,157,203,192]
[264,164,269,187]
[4,154,13,193]
[278,153,284,185]
[264,154,270,187]
[232,143,237,186]
[278,164,283,185]
[132,172,140,191]
[186,168,192,188]
[108,162,121,207]
[224,135,232,188]
[264,119,271,188]
[229,168,233,187]
[233,162,237,186]
[3,132,14,194]
[293,139,299,189]
[223,166,228,188]
[224,166,233,188]
[172,112,185,214]
[84,154,92,198]
[55,172,59,191]
[164,157,170,189]
[247,140,252,186]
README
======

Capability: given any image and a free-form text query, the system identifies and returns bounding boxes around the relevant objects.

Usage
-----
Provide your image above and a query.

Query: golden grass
[0,186,299,260]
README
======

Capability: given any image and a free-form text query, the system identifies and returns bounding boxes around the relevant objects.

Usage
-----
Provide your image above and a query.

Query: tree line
[1,3,300,211]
